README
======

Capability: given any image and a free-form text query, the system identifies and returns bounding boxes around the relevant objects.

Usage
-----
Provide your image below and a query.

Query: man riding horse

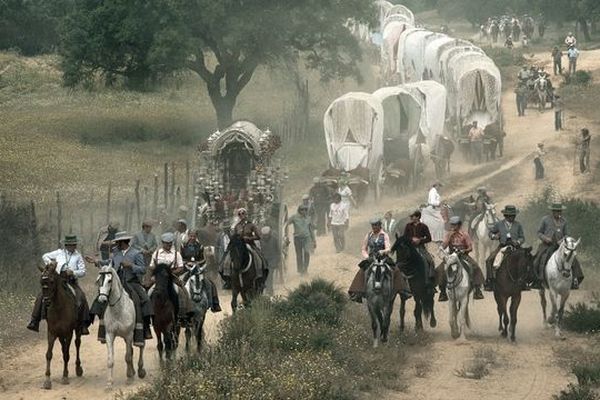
[88,231,153,344]
[348,218,411,303]
[28,235,90,334]
[532,203,584,289]
[437,216,485,301]
[402,210,436,285]
[485,205,525,291]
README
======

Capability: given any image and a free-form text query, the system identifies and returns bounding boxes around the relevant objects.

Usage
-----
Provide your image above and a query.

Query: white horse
[442,251,471,340]
[183,262,210,354]
[365,257,395,348]
[96,266,146,388]
[471,203,499,277]
[539,237,581,338]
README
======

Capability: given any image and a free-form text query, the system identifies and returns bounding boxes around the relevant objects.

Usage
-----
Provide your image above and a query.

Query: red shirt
[442,230,473,253]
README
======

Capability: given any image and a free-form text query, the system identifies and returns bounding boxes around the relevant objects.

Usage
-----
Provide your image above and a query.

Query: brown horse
[150,263,179,361]
[227,233,264,311]
[492,246,533,342]
[40,264,84,389]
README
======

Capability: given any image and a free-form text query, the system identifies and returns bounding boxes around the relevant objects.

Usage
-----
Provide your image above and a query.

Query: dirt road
[1,50,599,400]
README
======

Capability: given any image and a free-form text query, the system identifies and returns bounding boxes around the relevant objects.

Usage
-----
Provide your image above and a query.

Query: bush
[483,47,525,67]
[554,384,599,400]
[126,279,409,400]
[564,70,593,86]
[563,297,600,334]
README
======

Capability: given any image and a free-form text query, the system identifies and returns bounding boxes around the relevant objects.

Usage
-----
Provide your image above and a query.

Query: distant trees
[59,0,376,128]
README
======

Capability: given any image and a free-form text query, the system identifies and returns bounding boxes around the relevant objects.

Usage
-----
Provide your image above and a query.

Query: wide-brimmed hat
[449,216,462,225]
[161,232,175,243]
[302,194,310,200]
[501,205,519,216]
[261,226,271,235]
[369,217,382,225]
[548,202,566,211]
[177,218,188,225]
[112,231,133,242]
[62,235,79,245]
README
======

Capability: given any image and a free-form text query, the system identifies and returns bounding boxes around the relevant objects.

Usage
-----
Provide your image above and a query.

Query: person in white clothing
[382,211,397,236]
[421,182,445,242]
[328,193,349,252]
[337,179,356,211]
[28,235,90,333]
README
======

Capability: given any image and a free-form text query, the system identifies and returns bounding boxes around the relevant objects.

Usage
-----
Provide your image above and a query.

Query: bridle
[445,253,465,290]
[368,258,392,293]
[97,270,122,307]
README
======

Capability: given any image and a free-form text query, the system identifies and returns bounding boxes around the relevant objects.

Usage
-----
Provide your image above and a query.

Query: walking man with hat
[485,205,525,290]
[87,231,153,344]
[28,235,91,334]
[285,205,316,274]
[533,202,584,289]
[131,220,158,267]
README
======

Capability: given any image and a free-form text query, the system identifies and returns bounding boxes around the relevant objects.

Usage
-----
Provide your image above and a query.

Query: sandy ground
[2,50,600,400]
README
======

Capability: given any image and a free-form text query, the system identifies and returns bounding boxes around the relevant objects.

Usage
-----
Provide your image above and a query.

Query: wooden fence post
[163,163,169,211]
[153,173,159,218]
[170,161,176,213]
[135,179,141,228]
[106,182,112,224]
[124,199,130,232]
[56,191,62,247]
[143,186,149,221]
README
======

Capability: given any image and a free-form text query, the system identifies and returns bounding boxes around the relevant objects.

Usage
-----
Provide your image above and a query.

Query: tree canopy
[60,0,376,128]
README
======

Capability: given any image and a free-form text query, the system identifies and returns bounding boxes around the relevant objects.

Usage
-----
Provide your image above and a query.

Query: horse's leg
[137,343,146,379]
[414,297,423,331]
[556,292,570,338]
[185,323,192,354]
[43,333,56,389]
[429,290,437,328]
[509,293,521,342]
[231,287,238,313]
[539,288,548,326]
[449,301,459,339]
[125,334,135,380]
[196,313,206,353]
[155,329,164,362]
[458,295,468,341]
[399,297,406,332]
[75,330,83,377]
[106,333,115,388]
[382,301,393,343]
[60,333,72,385]
[368,304,379,348]
[548,288,558,326]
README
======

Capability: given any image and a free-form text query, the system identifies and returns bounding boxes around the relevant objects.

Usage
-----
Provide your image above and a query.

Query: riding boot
[474,286,485,300]
[210,281,222,312]
[571,277,579,290]
[143,316,153,340]
[27,293,43,332]
[438,284,448,302]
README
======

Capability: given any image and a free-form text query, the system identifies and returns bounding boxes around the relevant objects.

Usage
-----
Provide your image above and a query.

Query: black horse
[391,235,437,331]
[227,234,265,311]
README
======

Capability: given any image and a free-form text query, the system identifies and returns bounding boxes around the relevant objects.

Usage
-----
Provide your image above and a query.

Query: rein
[99,271,123,307]
[446,258,464,290]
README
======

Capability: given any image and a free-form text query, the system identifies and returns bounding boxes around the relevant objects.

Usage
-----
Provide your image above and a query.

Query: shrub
[563,297,600,334]
[279,279,347,325]
[554,384,599,400]
[564,70,593,86]
[483,47,525,67]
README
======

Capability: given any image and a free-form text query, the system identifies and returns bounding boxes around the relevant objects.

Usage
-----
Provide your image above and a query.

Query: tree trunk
[209,90,236,130]
[578,17,591,41]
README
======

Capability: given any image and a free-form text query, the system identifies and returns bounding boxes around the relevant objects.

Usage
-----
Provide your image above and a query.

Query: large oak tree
[61,0,375,128]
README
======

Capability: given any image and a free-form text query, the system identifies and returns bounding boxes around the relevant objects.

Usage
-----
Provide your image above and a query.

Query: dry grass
[455,346,498,380]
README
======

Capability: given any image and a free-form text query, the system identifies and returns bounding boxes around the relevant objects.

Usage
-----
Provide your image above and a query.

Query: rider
[468,187,491,234]
[485,205,525,290]
[402,210,436,284]
[179,230,222,313]
[532,203,584,289]
[348,218,411,303]
[564,32,577,48]
[231,207,266,280]
[88,231,153,344]
[27,235,90,334]
[437,216,485,301]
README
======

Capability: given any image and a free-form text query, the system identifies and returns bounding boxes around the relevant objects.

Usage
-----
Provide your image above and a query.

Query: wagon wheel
[278,204,289,285]
[374,158,385,202]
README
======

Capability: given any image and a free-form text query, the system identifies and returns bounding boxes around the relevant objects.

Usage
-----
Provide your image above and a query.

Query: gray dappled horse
[441,251,471,340]
[183,263,210,353]
[365,256,395,348]
[96,265,146,388]
[535,76,549,111]
[539,237,580,338]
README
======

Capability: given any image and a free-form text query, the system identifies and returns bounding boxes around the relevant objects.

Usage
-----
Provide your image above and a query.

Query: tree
[61,0,375,128]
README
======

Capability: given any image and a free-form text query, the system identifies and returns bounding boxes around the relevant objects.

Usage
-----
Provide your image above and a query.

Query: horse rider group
[28,218,223,343]
[346,185,584,305]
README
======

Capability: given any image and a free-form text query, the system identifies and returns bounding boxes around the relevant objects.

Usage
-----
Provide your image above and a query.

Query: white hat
[261,226,271,235]
[177,219,188,225]
[112,231,133,242]
[302,194,310,200]
[449,216,461,225]
[161,232,175,243]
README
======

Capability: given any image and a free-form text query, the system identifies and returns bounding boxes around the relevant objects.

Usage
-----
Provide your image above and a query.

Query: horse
[150,263,179,361]
[442,251,471,340]
[96,265,145,388]
[39,264,83,390]
[539,237,581,338]
[227,233,264,311]
[392,235,436,332]
[492,246,533,342]
[471,202,499,276]
[535,76,549,111]
[432,135,455,179]
[183,262,210,354]
[365,255,395,348]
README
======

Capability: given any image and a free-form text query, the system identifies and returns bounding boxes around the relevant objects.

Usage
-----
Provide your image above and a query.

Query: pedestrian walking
[514,84,527,116]
[328,193,349,253]
[534,143,546,180]
[579,128,591,173]
[284,205,316,275]
[567,46,579,74]
[469,121,484,164]
[554,95,563,131]
[551,46,562,75]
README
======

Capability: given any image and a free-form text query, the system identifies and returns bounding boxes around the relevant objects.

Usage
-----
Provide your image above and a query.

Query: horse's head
[444,252,461,277]
[186,265,208,304]
[367,257,392,293]
[41,263,59,306]
[560,237,580,266]
[484,203,498,225]
[96,265,116,304]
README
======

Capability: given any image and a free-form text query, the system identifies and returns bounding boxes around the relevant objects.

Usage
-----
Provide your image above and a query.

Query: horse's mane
[392,235,425,274]
[152,263,179,313]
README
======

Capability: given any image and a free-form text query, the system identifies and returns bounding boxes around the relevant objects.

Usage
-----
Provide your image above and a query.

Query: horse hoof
[430,319,437,328]
[105,384,114,392]
[61,377,70,385]
[510,337,516,343]
[501,331,508,338]
[42,380,52,390]
[76,366,83,377]
[138,368,147,379]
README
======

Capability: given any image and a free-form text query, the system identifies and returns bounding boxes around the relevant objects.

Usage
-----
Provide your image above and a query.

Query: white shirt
[42,249,86,278]
[383,218,396,234]
[150,248,184,270]
[329,202,349,225]
[338,186,353,209]
[428,187,441,207]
